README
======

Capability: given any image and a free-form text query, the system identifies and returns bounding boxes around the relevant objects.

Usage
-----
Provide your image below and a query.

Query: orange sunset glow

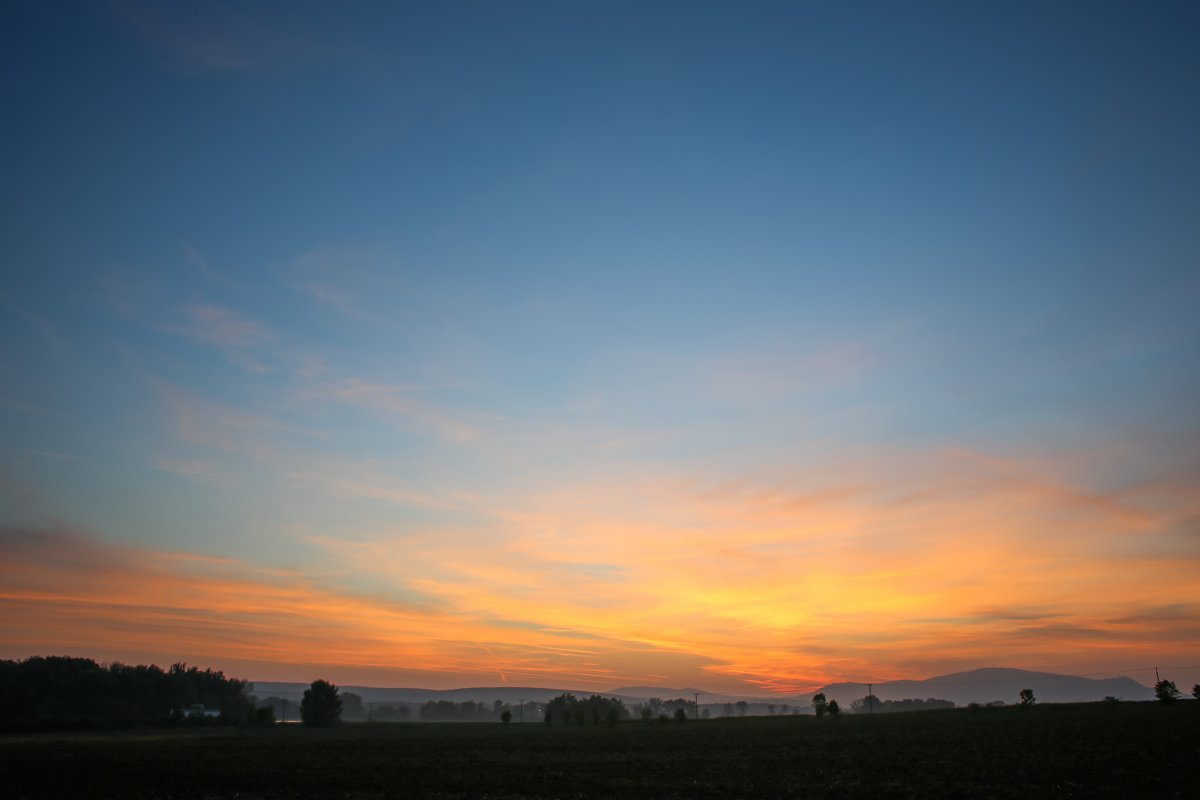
[4,441,1197,693]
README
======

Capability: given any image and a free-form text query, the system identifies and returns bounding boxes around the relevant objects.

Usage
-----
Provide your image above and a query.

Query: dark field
[3,703,1198,799]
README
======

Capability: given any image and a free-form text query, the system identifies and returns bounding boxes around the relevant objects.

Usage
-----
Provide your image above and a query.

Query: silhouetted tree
[850,694,882,714]
[736,700,748,716]
[1192,684,1200,701]
[1154,679,1180,704]
[1019,688,1036,707]
[827,699,840,716]
[261,696,291,722]
[543,694,628,726]
[301,679,342,726]
[501,710,512,725]
[660,698,697,718]
[812,693,827,718]
[674,708,687,723]
[340,691,367,721]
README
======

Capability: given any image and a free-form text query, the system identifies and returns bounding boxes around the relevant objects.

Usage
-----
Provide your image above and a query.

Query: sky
[1,1,1198,696]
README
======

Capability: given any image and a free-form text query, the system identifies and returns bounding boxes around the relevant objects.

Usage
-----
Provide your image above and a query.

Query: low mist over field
[249,667,1155,712]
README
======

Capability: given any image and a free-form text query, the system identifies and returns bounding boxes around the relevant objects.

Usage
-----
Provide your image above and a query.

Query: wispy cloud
[171,304,275,373]
[285,247,407,328]
[155,383,325,461]
[303,378,482,443]
[116,1,332,75]
[149,457,227,482]
[181,244,237,288]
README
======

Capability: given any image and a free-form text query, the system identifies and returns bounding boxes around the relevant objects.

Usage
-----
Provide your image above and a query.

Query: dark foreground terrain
[3,702,1197,799]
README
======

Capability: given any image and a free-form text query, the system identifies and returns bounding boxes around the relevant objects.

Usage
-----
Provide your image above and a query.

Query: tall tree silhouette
[1153,679,1180,704]
[301,679,342,726]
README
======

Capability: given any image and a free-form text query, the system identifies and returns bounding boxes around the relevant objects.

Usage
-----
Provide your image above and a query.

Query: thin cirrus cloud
[171,305,275,373]
[116,0,332,75]
[301,378,483,444]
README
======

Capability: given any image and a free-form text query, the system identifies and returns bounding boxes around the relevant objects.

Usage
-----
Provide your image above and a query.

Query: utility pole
[281,699,288,723]
[518,699,525,723]
[867,683,874,714]
[693,692,700,718]
[368,702,375,723]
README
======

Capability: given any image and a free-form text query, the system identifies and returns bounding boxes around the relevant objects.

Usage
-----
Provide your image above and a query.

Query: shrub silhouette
[1019,688,1036,707]
[1192,684,1199,701]
[301,679,342,726]
[827,699,840,716]
[1154,680,1180,705]
[812,692,827,718]
[850,694,882,714]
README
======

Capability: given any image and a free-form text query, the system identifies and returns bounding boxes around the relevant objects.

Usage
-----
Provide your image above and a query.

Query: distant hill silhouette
[810,668,1152,707]
[252,667,1152,710]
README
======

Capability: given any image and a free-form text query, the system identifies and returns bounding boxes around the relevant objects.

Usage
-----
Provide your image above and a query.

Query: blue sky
[2,1,1198,691]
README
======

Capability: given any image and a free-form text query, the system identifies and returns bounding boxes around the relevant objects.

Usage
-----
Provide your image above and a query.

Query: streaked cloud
[302,378,482,443]
[0,523,726,689]
[171,305,275,373]
[117,1,331,74]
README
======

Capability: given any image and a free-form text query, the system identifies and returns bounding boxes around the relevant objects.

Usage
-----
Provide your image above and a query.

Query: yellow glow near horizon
[2,445,1198,693]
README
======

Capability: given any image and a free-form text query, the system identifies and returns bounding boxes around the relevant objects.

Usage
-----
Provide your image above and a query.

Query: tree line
[419,699,526,722]
[543,693,628,725]
[8,656,1197,732]
[848,695,955,713]
[0,656,269,732]
[635,697,704,721]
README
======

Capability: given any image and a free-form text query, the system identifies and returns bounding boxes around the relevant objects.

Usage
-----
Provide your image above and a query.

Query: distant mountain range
[808,667,1153,707]
[250,667,1153,710]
